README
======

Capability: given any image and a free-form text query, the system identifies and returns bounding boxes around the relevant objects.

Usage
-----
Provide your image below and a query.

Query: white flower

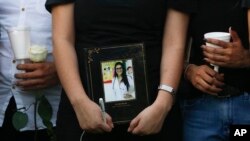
[29,45,48,62]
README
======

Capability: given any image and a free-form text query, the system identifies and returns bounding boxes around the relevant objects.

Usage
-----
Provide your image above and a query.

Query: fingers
[17,63,43,71]
[190,66,224,95]
[194,78,222,95]
[202,45,225,55]
[82,113,113,133]
[197,78,223,95]
[215,73,224,82]
[128,116,140,133]
[15,77,58,90]
[203,68,216,82]
[101,123,112,132]
[103,113,114,131]
[202,45,226,59]
[15,69,58,90]
[15,62,59,89]
[16,62,55,77]
[205,38,230,49]
[202,45,231,66]
[15,71,46,79]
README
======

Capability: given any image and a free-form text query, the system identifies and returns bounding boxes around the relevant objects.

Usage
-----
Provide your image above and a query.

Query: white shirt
[0,0,61,131]
[112,76,135,101]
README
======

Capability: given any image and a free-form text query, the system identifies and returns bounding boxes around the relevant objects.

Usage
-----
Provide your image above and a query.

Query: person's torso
[74,0,167,47]
[0,0,60,130]
[74,0,168,101]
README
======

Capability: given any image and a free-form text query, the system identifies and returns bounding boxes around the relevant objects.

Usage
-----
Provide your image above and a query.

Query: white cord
[79,130,85,141]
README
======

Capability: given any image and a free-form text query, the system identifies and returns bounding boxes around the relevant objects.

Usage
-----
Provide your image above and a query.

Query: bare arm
[128,8,190,135]
[159,8,190,104]
[51,3,113,133]
[51,2,80,108]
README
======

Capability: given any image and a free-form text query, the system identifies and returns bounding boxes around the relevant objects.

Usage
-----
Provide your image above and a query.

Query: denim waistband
[217,85,247,98]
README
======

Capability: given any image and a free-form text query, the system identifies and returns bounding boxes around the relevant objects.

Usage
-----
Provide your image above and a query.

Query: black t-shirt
[169,0,250,94]
[46,0,167,100]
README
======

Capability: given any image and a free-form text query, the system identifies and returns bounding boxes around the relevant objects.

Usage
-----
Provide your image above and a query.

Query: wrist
[184,63,194,80]
[158,84,176,97]
[70,92,90,108]
[154,90,174,112]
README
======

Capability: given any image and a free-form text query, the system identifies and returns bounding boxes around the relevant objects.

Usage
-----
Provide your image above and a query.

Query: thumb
[229,27,240,42]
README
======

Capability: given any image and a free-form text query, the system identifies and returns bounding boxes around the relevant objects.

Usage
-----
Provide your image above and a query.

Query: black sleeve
[242,0,250,8]
[168,0,198,14]
[45,0,75,12]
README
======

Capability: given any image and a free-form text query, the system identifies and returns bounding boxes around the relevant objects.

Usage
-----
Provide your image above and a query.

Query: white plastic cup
[7,26,31,62]
[204,32,231,72]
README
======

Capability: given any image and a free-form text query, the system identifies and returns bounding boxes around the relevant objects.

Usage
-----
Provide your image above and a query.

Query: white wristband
[158,84,176,96]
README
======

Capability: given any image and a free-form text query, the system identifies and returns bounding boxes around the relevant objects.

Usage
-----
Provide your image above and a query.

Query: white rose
[29,45,48,62]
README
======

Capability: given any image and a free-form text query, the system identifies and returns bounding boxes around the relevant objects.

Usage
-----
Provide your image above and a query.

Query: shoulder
[168,0,198,14]
[241,0,250,8]
[45,0,75,12]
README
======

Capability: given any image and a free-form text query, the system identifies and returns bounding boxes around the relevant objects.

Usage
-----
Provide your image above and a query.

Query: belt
[217,85,244,98]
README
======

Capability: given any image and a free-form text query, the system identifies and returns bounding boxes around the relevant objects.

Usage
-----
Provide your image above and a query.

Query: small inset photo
[101,59,135,102]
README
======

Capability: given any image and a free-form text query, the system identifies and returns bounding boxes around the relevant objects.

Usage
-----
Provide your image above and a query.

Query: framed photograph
[82,43,149,124]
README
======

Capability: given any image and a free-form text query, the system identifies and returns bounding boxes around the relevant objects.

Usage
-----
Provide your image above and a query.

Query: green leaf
[38,95,53,121]
[43,120,53,129]
[12,111,28,130]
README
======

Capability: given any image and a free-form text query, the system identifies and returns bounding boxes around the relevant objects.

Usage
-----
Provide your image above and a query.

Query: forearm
[155,8,190,111]
[53,41,89,104]
[52,3,90,106]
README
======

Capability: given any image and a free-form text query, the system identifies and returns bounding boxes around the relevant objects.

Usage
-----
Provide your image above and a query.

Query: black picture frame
[83,43,149,124]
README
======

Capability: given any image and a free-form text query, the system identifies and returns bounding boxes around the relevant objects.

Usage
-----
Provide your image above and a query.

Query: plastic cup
[204,32,231,72]
[7,26,31,62]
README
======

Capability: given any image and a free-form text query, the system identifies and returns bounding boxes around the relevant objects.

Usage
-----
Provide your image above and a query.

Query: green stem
[34,93,39,141]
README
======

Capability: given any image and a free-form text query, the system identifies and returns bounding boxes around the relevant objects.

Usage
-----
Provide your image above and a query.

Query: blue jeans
[180,92,250,141]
